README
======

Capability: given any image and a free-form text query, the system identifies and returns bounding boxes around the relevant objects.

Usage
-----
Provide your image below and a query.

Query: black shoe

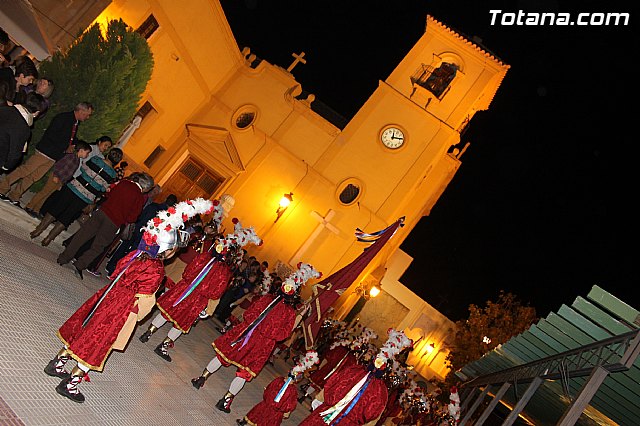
[85,269,101,277]
[215,393,234,413]
[154,343,172,362]
[73,265,83,280]
[44,358,70,380]
[139,330,152,343]
[0,193,8,201]
[236,419,248,425]
[55,379,85,403]
[191,376,206,389]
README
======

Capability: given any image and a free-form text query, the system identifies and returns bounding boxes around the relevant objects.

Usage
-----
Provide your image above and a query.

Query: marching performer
[300,329,413,426]
[138,215,262,362]
[44,198,214,403]
[191,262,322,413]
[236,350,320,426]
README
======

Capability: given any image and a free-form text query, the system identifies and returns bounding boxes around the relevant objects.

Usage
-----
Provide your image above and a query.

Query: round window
[336,178,363,206]
[235,111,255,129]
[232,105,258,130]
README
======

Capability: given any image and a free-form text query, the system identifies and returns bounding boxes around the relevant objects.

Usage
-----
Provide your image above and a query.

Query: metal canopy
[457,285,640,425]
[0,0,53,61]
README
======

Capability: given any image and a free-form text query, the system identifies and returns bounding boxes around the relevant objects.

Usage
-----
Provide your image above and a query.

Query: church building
[47,0,511,380]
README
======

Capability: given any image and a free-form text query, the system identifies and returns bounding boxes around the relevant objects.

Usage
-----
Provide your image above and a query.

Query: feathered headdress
[281,262,321,296]
[140,198,214,256]
[215,218,262,255]
[351,327,378,350]
[448,385,461,423]
[274,350,320,403]
[291,350,320,376]
[259,270,273,295]
[330,328,355,350]
[373,328,413,370]
[209,199,224,229]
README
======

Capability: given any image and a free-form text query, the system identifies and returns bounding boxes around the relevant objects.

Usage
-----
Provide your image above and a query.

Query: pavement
[0,197,310,425]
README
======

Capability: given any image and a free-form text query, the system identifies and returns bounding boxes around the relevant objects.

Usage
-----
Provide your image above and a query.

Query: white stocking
[229,376,246,395]
[167,327,182,341]
[76,363,90,373]
[206,356,223,373]
[151,313,168,329]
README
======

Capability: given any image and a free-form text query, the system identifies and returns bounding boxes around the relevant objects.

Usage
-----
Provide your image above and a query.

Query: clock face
[380,126,405,149]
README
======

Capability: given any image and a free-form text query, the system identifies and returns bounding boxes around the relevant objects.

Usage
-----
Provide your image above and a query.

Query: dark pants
[57,210,119,270]
[105,231,142,275]
[213,289,238,322]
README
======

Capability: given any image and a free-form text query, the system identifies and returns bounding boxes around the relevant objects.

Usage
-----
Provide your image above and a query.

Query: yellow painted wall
[90,1,508,341]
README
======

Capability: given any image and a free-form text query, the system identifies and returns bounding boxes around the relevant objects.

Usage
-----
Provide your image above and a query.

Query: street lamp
[275,192,293,223]
[343,281,381,324]
[369,285,381,298]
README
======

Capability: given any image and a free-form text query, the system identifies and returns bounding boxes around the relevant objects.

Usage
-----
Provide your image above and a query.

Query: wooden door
[160,159,224,203]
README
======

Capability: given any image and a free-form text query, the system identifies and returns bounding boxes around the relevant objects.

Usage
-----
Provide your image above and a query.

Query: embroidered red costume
[308,345,357,390]
[300,364,388,426]
[156,251,232,333]
[57,251,165,371]
[244,376,298,426]
[212,293,296,379]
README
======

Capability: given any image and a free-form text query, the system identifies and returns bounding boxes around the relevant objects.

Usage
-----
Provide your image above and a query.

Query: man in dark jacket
[0,92,45,171]
[0,102,93,207]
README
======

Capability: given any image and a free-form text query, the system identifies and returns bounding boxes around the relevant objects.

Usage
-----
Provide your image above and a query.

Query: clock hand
[391,135,403,140]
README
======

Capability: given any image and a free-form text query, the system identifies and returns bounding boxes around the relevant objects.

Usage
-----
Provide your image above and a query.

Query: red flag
[303,217,404,349]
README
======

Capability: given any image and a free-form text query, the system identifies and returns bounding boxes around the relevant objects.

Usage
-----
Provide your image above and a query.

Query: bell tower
[385,15,510,135]
[315,15,509,227]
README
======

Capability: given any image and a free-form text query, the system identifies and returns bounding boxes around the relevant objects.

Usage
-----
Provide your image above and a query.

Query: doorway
[160,158,224,202]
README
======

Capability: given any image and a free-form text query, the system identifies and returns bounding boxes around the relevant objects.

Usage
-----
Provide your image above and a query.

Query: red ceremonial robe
[245,376,298,426]
[213,294,296,378]
[300,364,388,426]
[375,387,402,426]
[156,252,232,332]
[57,251,165,371]
[309,345,357,390]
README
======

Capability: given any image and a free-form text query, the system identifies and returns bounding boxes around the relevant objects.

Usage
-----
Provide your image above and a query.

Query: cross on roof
[287,51,307,72]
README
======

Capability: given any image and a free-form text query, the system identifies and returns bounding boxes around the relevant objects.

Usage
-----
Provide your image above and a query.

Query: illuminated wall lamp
[275,192,294,223]
[369,285,381,298]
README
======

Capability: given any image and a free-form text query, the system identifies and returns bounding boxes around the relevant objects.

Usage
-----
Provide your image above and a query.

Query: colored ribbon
[172,256,218,307]
[230,295,282,347]
[274,376,293,403]
[323,351,350,381]
[320,372,371,424]
[333,376,372,424]
[355,222,396,242]
[82,250,142,327]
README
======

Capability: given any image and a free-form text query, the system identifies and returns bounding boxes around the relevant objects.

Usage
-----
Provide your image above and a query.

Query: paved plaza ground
[0,199,310,425]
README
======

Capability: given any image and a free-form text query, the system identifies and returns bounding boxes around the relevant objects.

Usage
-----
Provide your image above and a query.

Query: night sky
[220,1,636,321]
